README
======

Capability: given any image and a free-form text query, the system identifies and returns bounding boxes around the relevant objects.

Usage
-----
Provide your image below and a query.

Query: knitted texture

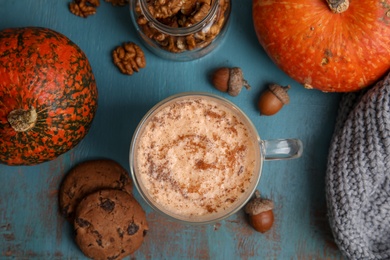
[326,73,390,260]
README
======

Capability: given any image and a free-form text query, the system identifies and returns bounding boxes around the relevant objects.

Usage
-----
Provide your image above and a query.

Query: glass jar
[130,0,231,61]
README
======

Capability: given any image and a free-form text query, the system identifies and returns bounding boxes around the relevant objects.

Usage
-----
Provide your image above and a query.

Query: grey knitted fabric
[326,73,390,260]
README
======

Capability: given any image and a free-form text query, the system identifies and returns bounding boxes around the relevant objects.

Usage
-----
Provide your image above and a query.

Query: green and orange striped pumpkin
[0,27,98,166]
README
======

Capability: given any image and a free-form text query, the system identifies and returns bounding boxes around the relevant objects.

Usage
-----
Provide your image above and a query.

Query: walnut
[135,0,230,54]
[139,24,156,38]
[186,2,210,25]
[162,36,181,53]
[69,0,100,18]
[137,15,148,25]
[154,32,167,42]
[147,0,183,19]
[181,0,197,15]
[112,42,146,75]
[185,35,196,50]
[104,0,129,6]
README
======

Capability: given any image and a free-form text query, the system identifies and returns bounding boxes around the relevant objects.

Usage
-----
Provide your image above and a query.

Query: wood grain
[0,0,344,259]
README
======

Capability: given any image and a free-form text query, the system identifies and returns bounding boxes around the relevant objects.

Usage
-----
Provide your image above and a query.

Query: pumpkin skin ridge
[0,27,98,166]
[253,0,390,92]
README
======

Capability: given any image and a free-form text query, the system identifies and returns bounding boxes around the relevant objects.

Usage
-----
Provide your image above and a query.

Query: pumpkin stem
[326,0,349,13]
[7,107,38,132]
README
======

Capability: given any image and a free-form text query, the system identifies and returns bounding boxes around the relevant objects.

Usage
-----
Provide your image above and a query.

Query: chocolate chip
[117,228,124,238]
[92,230,103,247]
[118,173,128,188]
[100,198,115,212]
[127,222,139,235]
[143,229,148,237]
[75,218,91,228]
[96,238,103,247]
[107,253,120,260]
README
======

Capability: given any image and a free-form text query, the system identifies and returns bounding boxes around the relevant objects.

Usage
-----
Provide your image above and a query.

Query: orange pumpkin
[252,0,390,92]
[0,27,98,166]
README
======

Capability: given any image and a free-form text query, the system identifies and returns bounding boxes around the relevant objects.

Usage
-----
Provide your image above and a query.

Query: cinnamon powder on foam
[135,98,257,217]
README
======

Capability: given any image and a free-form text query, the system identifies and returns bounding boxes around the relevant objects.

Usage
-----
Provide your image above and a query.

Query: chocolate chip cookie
[59,159,133,221]
[74,189,148,260]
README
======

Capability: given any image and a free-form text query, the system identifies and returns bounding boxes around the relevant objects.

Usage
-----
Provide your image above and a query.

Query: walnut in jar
[147,0,183,19]
[131,0,231,60]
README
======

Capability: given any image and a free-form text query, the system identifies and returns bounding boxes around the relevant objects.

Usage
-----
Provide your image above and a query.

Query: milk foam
[135,97,257,218]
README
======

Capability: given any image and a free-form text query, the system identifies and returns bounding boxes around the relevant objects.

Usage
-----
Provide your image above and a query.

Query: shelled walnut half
[147,0,183,19]
[69,0,100,18]
[112,42,146,75]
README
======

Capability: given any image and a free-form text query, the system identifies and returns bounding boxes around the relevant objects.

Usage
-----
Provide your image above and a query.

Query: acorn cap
[244,190,274,216]
[228,67,251,96]
[269,84,290,104]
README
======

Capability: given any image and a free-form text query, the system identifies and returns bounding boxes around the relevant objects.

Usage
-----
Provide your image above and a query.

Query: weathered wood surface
[0,1,344,259]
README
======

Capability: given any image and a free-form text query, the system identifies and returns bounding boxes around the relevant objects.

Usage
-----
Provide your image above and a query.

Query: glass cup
[129,92,303,225]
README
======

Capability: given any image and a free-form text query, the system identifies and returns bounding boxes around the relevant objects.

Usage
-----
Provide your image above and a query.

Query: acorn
[244,190,274,233]
[211,67,251,96]
[257,84,290,116]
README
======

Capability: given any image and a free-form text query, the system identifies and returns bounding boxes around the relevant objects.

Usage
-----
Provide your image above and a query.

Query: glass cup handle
[260,139,303,161]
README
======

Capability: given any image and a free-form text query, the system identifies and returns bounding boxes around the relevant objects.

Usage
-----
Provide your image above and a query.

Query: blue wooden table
[0,1,344,259]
